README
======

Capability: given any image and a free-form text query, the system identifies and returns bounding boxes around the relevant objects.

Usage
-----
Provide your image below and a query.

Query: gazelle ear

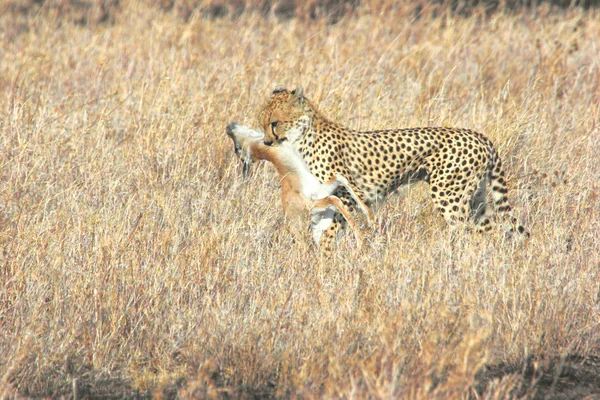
[242,160,251,182]
[289,86,304,103]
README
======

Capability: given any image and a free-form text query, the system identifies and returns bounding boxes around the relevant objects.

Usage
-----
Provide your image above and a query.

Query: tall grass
[1,1,599,397]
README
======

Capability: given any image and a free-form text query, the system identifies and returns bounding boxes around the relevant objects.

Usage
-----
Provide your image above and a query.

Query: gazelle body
[226,122,372,247]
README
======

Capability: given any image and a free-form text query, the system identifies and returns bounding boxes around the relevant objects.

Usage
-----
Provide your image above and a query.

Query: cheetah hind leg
[429,173,473,232]
[471,175,496,234]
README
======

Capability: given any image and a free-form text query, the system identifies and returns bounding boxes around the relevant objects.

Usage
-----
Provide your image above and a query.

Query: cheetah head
[258,86,310,146]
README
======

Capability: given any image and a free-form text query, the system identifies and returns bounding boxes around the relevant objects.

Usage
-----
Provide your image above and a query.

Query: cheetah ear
[289,86,304,103]
[272,84,286,95]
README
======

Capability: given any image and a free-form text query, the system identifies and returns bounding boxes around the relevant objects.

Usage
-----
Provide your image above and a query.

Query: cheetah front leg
[317,218,344,256]
[332,174,374,227]
[315,192,361,255]
[312,196,362,246]
[310,174,374,227]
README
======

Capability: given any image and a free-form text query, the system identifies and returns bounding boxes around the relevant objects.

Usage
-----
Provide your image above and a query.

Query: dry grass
[1,1,599,398]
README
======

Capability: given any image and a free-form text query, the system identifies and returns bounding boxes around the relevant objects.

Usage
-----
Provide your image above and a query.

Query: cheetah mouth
[264,138,287,146]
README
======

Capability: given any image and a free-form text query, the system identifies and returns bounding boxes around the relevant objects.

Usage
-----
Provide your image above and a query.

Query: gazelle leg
[309,179,340,200]
[310,174,372,227]
[312,196,362,246]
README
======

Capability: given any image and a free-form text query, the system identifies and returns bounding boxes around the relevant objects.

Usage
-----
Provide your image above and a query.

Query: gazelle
[226,122,373,248]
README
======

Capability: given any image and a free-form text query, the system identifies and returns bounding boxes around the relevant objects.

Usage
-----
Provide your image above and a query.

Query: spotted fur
[258,86,528,252]
[226,122,372,248]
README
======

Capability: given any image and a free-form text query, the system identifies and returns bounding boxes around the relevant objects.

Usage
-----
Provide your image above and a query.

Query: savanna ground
[1,0,599,398]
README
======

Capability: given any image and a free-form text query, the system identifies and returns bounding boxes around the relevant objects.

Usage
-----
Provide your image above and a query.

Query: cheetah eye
[270,121,279,134]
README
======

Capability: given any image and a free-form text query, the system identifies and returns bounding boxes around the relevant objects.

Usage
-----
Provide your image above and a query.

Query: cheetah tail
[488,151,529,237]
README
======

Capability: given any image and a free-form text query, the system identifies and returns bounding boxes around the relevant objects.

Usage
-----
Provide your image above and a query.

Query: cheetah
[258,85,529,250]
[226,122,373,247]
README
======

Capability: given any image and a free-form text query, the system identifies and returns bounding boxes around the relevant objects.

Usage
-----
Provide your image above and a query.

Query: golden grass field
[1,1,599,398]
